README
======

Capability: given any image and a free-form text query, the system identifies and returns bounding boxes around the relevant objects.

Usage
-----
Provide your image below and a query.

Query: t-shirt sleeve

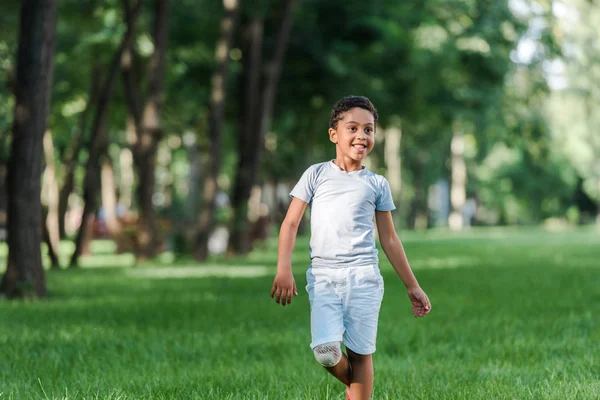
[289,165,316,203]
[376,176,396,211]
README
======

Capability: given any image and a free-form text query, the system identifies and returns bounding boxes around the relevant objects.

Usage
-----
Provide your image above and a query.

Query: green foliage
[51,0,125,152]
[2,0,597,229]
[476,140,577,224]
[0,1,18,162]
[546,0,600,204]
[1,228,599,398]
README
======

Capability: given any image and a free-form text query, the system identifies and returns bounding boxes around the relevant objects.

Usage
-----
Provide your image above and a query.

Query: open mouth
[352,144,367,151]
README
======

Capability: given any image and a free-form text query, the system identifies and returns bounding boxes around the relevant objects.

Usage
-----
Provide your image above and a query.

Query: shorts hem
[343,338,376,355]
[310,335,344,350]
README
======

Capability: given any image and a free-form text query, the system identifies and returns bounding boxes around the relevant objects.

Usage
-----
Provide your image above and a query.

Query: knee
[313,342,342,367]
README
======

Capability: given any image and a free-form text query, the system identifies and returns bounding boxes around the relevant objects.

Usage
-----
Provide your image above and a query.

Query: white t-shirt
[290,161,396,268]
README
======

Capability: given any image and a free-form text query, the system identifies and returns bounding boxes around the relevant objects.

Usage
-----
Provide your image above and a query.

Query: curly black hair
[329,95,378,130]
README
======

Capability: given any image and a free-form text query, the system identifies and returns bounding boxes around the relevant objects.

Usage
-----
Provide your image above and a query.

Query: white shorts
[305,264,384,355]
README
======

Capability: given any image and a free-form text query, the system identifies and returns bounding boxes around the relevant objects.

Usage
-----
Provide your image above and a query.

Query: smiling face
[329,107,376,170]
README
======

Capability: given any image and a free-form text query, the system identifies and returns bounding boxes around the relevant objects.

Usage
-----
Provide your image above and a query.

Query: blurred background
[0,0,599,297]
[1,2,600,398]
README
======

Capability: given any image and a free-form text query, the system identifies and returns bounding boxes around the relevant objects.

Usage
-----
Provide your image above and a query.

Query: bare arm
[376,210,431,317]
[270,197,308,306]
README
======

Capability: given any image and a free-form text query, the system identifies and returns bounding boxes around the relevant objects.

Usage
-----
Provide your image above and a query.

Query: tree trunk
[229,18,264,255]
[132,147,160,259]
[584,94,600,226]
[1,0,57,298]
[57,150,76,239]
[1,134,9,240]
[229,0,296,254]
[255,0,296,157]
[0,163,7,242]
[42,130,60,268]
[119,116,137,211]
[384,125,403,228]
[58,66,102,238]
[42,205,60,269]
[70,1,142,267]
[185,134,201,220]
[194,0,240,260]
[449,124,466,231]
[101,156,121,236]
[407,157,428,230]
[133,0,169,260]
[384,125,402,201]
[596,176,600,226]
[122,0,169,261]
[71,125,105,267]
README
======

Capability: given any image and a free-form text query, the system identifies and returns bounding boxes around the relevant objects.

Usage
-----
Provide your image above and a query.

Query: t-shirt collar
[330,160,366,174]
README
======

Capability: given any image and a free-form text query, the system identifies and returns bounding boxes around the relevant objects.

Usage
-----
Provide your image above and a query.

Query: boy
[270,96,431,400]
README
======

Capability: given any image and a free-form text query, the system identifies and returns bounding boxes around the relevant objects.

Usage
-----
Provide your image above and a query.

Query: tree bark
[596,176,600,226]
[70,116,105,267]
[194,0,240,260]
[58,66,102,238]
[255,0,296,158]
[229,0,296,255]
[0,163,7,242]
[42,205,60,269]
[384,125,402,202]
[185,134,201,221]
[407,156,428,230]
[57,148,76,239]
[583,93,600,226]
[70,0,142,267]
[0,135,9,238]
[229,18,264,255]
[119,118,136,210]
[42,130,60,268]
[1,0,57,298]
[384,125,403,227]
[122,0,169,261]
[101,156,121,236]
[449,123,466,231]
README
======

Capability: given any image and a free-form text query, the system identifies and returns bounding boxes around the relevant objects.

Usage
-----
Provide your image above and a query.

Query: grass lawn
[1,227,599,399]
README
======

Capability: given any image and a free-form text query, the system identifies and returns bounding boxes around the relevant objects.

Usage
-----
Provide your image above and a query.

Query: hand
[407,286,431,317]
[270,269,298,307]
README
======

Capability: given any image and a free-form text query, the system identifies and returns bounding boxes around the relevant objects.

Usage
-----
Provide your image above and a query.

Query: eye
[365,128,373,134]
[349,127,357,132]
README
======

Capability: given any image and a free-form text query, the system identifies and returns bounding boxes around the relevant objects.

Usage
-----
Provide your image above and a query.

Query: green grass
[1,227,599,399]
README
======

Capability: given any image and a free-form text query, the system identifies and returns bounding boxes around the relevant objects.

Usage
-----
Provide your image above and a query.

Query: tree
[45,0,121,240]
[229,0,296,254]
[42,130,60,268]
[57,66,101,239]
[194,0,241,260]
[0,2,19,243]
[1,0,58,298]
[548,0,600,223]
[121,0,170,260]
[70,0,143,267]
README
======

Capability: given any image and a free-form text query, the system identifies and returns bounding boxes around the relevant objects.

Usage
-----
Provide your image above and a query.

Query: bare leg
[346,348,373,400]
[321,348,373,399]
[324,352,352,386]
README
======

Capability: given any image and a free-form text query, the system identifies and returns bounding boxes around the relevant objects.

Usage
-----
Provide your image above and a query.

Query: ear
[328,128,337,144]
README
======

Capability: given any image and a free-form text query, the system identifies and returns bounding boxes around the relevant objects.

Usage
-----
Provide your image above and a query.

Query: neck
[333,156,363,172]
